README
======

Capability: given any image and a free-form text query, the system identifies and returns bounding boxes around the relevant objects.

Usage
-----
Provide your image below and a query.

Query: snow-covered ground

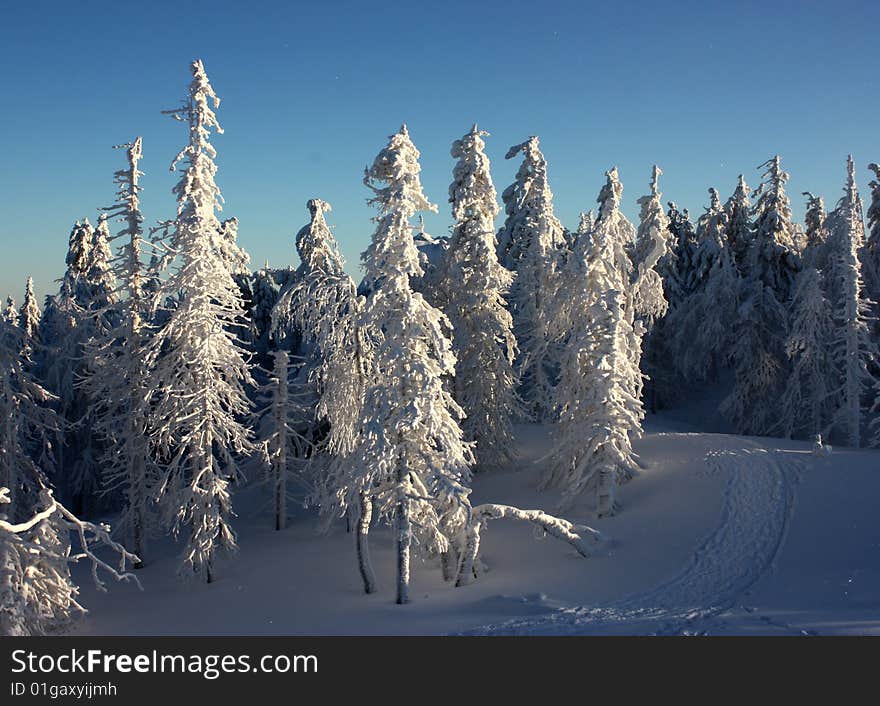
[70,415,880,636]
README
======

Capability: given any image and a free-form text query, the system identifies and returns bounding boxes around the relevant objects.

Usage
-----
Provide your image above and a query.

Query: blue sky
[1,0,877,301]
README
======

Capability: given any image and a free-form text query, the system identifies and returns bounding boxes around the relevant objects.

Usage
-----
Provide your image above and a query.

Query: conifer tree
[341,126,473,603]
[722,157,801,435]
[824,157,875,447]
[436,126,521,470]
[148,60,254,582]
[779,264,835,439]
[18,277,41,351]
[497,137,565,420]
[83,137,156,566]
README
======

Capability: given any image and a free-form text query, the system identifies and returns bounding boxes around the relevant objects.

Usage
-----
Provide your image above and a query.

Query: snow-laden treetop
[449,124,499,223]
[362,125,438,283]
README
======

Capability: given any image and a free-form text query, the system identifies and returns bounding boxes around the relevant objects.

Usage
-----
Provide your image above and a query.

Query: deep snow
[69,416,880,636]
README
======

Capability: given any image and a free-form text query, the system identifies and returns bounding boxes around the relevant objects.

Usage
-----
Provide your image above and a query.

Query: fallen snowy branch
[456,503,605,586]
[1,487,142,593]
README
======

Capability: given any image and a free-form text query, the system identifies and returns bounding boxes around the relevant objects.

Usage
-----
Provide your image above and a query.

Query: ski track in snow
[465,435,804,635]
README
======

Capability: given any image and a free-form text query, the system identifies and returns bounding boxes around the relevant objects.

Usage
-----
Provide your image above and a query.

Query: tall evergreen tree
[18,277,41,351]
[341,126,473,603]
[779,264,835,440]
[436,126,521,470]
[824,156,875,447]
[724,174,753,272]
[148,60,254,582]
[671,188,741,382]
[497,136,565,420]
[83,137,156,566]
[722,156,801,435]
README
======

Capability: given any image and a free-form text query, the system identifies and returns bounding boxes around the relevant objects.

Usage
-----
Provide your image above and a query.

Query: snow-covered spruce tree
[497,136,565,420]
[339,125,473,604]
[665,202,700,301]
[632,167,673,410]
[671,188,742,382]
[273,199,368,459]
[543,229,641,516]
[824,156,875,447]
[148,60,254,583]
[721,157,801,436]
[577,210,595,238]
[89,214,116,311]
[3,297,16,326]
[541,167,663,515]
[723,174,753,272]
[692,188,725,282]
[436,126,521,470]
[778,264,835,440]
[219,216,254,328]
[271,199,373,544]
[40,218,114,516]
[82,137,156,567]
[591,166,652,423]
[802,192,827,263]
[249,263,281,361]
[19,277,41,351]
[632,166,670,323]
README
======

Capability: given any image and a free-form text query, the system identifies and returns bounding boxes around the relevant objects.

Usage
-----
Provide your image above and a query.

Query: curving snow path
[468,436,801,635]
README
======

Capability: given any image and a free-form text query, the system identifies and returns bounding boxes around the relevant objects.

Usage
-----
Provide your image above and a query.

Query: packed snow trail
[467,435,801,635]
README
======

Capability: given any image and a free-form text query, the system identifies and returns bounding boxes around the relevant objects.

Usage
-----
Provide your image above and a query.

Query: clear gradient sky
[1,0,877,301]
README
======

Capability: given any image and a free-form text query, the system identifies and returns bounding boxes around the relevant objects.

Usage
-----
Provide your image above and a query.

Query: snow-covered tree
[273,199,368,461]
[778,264,835,439]
[3,297,16,326]
[632,166,670,323]
[40,217,115,516]
[436,125,521,470]
[88,214,116,310]
[748,156,801,293]
[577,210,594,238]
[18,277,41,350]
[692,188,725,282]
[249,263,281,360]
[543,231,641,515]
[722,157,801,435]
[724,174,753,272]
[671,188,742,382]
[339,125,472,603]
[497,137,565,420]
[542,167,662,515]
[802,192,827,262]
[148,60,254,582]
[823,156,875,447]
[82,137,156,567]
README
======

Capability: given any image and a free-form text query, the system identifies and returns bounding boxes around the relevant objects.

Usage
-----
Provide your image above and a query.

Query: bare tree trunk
[131,447,145,569]
[356,492,377,594]
[395,485,411,605]
[596,467,616,518]
[455,526,481,587]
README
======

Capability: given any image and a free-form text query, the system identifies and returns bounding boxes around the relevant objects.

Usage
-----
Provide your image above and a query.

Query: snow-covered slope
[70,418,880,636]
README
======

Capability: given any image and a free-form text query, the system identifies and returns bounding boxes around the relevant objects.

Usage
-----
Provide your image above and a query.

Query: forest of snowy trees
[5,59,880,635]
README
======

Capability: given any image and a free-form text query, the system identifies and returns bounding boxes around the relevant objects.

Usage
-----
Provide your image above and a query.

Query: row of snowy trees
[8,57,880,632]
[3,61,613,630]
